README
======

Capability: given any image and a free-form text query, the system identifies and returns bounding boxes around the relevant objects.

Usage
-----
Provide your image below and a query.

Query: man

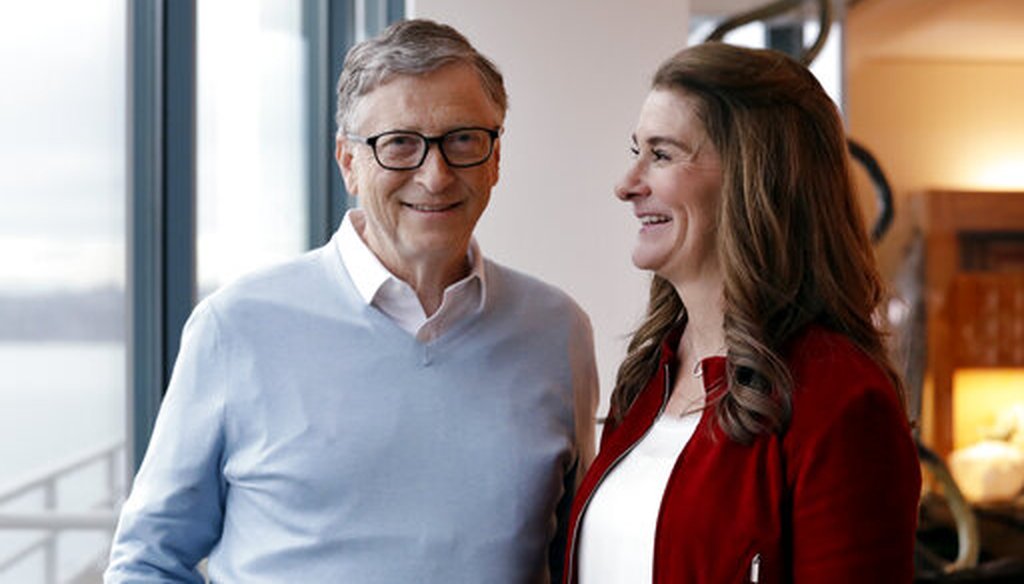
[105,18,598,584]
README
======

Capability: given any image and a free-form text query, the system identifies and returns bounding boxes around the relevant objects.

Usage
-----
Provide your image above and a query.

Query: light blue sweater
[106,237,598,583]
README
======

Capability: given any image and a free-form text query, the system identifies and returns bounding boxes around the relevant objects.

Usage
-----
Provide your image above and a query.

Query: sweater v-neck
[320,242,487,358]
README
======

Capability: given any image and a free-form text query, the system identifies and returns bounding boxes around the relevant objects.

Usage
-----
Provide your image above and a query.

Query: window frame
[128,0,403,472]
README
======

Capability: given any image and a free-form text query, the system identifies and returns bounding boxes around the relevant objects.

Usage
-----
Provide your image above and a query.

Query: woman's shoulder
[782,325,908,444]
[778,329,921,579]
[786,325,891,390]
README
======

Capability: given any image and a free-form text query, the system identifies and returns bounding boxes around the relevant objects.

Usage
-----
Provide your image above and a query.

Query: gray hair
[335,19,508,134]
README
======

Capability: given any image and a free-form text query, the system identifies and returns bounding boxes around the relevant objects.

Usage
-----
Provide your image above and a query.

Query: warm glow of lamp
[972,157,1024,191]
[952,368,1024,450]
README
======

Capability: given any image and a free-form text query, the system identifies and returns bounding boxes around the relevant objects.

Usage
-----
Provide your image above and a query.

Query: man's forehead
[368,64,485,96]
[351,66,503,133]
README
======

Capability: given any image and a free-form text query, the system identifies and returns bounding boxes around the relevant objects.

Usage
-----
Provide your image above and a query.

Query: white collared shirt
[336,209,486,342]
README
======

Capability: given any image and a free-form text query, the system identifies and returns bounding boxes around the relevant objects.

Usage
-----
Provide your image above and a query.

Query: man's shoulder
[203,246,340,315]
[484,259,588,320]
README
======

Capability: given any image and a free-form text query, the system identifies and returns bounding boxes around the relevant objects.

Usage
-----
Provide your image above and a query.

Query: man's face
[336,64,502,276]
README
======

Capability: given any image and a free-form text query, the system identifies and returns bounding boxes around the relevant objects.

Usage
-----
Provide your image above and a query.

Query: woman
[564,43,920,583]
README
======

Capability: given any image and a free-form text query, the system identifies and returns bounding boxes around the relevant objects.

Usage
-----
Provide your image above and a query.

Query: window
[197,0,311,297]
[0,2,401,580]
[0,2,127,581]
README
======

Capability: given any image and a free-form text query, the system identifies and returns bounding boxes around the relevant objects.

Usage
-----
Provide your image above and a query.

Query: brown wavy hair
[610,42,904,443]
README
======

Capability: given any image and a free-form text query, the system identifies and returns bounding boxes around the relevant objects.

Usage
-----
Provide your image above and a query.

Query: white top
[577,411,701,584]
[337,209,485,342]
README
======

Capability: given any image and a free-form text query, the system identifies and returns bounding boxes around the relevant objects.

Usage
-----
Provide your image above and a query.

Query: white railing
[0,439,124,583]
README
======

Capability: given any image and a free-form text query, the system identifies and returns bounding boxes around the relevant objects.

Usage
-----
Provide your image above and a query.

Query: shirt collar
[335,209,487,310]
[336,210,394,305]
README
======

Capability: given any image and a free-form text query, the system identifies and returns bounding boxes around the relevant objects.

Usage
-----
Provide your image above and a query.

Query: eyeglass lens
[375,129,493,169]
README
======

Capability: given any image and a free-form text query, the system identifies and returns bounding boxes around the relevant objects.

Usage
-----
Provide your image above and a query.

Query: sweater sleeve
[105,301,228,583]
[789,382,921,583]
[570,313,599,480]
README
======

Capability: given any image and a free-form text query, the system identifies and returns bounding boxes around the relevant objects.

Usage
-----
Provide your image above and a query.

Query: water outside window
[0,1,127,582]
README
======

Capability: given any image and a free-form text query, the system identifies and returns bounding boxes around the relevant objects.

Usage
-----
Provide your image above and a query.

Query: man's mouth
[403,202,461,212]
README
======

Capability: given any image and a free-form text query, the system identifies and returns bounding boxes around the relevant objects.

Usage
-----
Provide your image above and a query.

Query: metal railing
[0,439,124,583]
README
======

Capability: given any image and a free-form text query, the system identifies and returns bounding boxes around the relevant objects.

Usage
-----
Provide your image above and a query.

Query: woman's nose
[615,164,649,201]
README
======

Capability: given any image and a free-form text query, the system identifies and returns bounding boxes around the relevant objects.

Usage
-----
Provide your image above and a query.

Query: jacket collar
[659,324,727,395]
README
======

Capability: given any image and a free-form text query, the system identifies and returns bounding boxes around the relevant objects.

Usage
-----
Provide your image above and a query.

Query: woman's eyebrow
[633,134,699,155]
[649,136,687,148]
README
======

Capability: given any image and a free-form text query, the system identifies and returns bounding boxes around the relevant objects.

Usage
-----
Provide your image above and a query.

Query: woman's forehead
[635,89,707,144]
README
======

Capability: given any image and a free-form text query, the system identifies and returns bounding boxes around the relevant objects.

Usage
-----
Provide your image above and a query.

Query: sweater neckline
[321,242,486,350]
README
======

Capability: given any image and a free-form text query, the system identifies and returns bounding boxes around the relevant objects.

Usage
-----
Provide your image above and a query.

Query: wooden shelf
[918,190,1024,459]
[952,273,1024,367]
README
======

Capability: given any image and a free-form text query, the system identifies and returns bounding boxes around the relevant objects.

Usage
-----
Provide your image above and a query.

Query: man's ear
[336,136,359,195]
[490,140,501,187]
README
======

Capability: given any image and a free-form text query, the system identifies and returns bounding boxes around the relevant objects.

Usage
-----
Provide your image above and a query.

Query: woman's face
[616,88,723,286]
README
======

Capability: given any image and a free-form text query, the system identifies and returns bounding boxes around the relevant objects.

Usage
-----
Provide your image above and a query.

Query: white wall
[848,59,1024,279]
[409,1,691,410]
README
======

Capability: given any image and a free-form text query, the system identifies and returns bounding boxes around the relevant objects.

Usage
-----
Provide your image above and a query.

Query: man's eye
[381,136,414,148]
[449,132,476,144]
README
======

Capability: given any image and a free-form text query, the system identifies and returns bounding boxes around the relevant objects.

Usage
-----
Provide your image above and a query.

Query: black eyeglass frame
[345,126,502,171]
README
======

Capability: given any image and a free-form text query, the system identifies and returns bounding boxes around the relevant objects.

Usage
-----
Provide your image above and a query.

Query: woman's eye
[629,146,640,158]
[651,149,670,162]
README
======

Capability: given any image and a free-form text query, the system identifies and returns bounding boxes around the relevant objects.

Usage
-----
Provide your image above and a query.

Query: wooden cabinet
[919,190,1024,459]
[952,273,1024,368]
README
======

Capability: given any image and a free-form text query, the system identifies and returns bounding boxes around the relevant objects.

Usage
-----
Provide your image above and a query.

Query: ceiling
[691,0,1024,62]
[690,0,780,17]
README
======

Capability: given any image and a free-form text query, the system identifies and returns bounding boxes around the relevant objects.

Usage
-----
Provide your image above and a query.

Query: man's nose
[415,145,456,193]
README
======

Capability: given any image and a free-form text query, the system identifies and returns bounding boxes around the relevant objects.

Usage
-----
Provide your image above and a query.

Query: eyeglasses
[346,127,501,171]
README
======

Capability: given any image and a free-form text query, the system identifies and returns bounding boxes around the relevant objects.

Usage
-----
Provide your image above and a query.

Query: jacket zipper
[749,552,761,583]
[566,363,673,583]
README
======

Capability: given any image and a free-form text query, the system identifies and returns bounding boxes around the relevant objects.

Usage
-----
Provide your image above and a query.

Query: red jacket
[564,326,920,583]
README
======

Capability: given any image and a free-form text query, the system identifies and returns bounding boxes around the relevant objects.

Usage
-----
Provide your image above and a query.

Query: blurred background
[1,1,1022,581]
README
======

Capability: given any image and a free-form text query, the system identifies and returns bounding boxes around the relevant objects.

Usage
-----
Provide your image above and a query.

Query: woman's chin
[631,252,664,275]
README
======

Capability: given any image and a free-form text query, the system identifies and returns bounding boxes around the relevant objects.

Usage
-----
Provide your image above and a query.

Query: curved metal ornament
[704,0,833,66]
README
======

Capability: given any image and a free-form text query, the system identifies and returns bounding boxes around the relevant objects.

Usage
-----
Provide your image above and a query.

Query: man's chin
[398,235,470,260]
